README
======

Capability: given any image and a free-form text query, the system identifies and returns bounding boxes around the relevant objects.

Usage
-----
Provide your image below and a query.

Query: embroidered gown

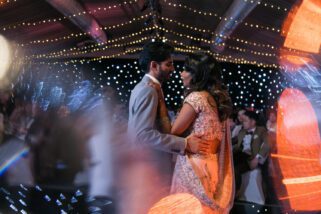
[170,91,235,214]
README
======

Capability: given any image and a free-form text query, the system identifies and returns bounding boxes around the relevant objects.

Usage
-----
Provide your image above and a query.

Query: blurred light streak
[0,34,11,80]
[271,154,319,162]
[0,147,29,176]
[283,0,321,53]
[275,88,321,211]
[279,190,321,200]
[148,193,203,214]
[283,175,321,185]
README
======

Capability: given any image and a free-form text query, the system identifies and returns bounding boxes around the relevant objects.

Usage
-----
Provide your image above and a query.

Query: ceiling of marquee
[0,0,307,66]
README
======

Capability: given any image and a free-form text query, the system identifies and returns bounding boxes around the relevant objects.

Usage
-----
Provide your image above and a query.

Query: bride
[153,52,235,213]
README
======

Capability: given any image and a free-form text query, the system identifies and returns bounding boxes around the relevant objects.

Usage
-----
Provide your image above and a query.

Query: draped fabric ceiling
[1,0,319,68]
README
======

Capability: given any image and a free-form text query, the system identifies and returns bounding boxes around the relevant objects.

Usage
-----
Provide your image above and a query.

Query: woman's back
[185,91,223,142]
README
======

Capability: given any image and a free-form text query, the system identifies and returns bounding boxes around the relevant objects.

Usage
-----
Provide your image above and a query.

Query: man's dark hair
[244,110,259,123]
[139,41,174,73]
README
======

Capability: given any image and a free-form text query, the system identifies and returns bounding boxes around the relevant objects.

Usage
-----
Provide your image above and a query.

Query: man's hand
[249,157,259,169]
[185,134,210,155]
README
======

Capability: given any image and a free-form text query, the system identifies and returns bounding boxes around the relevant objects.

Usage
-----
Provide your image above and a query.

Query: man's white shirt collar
[145,74,161,86]
[249,127,256,133]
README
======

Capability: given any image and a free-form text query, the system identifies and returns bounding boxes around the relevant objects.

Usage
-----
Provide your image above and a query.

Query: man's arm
[249,129,270,169]
[131,86,186,154]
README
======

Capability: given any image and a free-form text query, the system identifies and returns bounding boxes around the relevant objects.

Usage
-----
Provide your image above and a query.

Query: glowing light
[283,175,321,185]
[0,34,11,80]
[275,88,321,211]
[271,154,319,162]
[279,190,321,200]
[148,193,203,214]
[0,147,29,176]
[279,49,314,69]
[283,0,321,53]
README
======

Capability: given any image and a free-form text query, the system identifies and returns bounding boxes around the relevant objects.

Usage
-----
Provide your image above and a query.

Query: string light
[1,0,139,32]
[13,12,301,67]
[28,37,151,59]
[24,47,143,66]
[7,1,296,70]
[256,0,289,12]
[152,37,280,68]
[174,46,279,69]
[23,26,157,59]
[24,24,278,68]
[17,13,152,47]
[162,0,285,34]
[22,34,283,70]
[17,32,87,47]
[157,26,278,61]
[160,16,302,55]
[0,0,17,6]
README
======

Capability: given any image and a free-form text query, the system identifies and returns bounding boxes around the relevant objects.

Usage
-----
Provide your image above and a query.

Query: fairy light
[28,37,151,60]
[18,28,286,69]
[166,39,280,68]
[103,13,152,30]
[24,38,283,69]
[25,47,143,66]
[1,0,139,32]
[256,0,289,12]
[16,32,87,47]
[0,0,17,6]
[17,13,153,47]
[24,57,285,111]
[7,1,296,70]
[157,26,278,61]
[162,0,285,34]
[24,26,157,59]
[160,16,303,55]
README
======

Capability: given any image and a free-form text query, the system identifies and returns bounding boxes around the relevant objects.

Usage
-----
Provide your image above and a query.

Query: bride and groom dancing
[127,41,235,213]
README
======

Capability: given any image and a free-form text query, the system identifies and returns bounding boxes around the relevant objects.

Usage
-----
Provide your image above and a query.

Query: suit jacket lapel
[250,128,261,158]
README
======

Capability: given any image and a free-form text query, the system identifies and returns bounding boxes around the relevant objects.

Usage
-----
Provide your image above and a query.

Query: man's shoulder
[131,80,157,99]
[255,126,267,135]
[238,128,246,134]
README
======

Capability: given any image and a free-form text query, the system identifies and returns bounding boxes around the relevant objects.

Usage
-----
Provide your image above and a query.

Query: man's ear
[150,61,158,71]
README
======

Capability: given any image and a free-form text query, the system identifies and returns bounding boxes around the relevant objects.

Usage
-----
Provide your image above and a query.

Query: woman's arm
[171,103,197,136]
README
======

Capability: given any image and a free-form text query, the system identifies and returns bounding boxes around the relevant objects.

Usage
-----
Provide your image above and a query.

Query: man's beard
[158,69,171,83]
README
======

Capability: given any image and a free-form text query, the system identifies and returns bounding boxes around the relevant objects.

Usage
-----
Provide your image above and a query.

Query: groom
[127,41,210,213]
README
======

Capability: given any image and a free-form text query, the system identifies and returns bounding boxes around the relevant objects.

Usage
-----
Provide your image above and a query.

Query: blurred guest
[0,89,14,117]
[266,109,277,133]
[2,102,34,186]
[233,111,270,194]
[228,113,237,128]
[0,113,4,144]
[231,108,246,141]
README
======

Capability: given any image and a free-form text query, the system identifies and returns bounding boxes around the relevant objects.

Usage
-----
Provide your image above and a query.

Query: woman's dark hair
[139,41,174,73]
[184,52,232,122]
